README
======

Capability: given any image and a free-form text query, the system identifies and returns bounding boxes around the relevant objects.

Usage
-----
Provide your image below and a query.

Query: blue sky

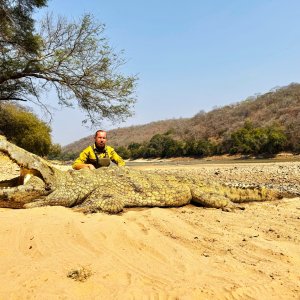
[34,0,300,145]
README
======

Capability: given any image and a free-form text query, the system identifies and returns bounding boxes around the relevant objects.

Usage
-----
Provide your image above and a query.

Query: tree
[128,142,143,159]
[0,102,52,155]
[260,124,287,154]
[115,146,130,160]
[0,1,137,125]
[0,0,47,53]
[47,143,62,159]
[144,134,183,158]
[227,122,287,155]
[184,138,216,157]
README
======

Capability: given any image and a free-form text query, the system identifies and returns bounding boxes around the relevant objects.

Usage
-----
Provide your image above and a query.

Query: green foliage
[64,83,300,156]
[227,122,287,155]
[119,122,287,160]
[57,152,79,161]
[262,125,287,154]
[0,103,52,155]
[47,143,62,160]
[58,151,78,161]
[184,138,216,157]
[48,149,78,161]
[115,146,130,160]
[145,134,165,157]
[0,0,47,53]
[125,134,184,159]
[145,134,183,158]
[164,128,176,135]
[128,142,143,159]
[0,2,137,125]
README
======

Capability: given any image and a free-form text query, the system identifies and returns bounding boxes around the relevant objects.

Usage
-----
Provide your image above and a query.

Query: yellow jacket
[72,144,125,169]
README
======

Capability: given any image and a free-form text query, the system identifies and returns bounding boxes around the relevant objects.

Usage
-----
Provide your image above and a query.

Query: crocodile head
[0,135,64,208]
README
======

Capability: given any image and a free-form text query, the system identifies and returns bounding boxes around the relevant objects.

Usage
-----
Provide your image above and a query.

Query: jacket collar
[93,144,106,153]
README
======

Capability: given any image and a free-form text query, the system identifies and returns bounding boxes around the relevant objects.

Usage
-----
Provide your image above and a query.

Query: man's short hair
[94,130,107,138]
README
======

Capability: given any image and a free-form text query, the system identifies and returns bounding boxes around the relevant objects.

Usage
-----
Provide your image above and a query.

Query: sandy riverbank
[0,158,299,299]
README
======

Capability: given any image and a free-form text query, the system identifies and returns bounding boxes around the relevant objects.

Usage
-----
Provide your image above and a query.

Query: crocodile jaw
[0,174,48,208]
[0,135,60,190]
[0,135,61,208]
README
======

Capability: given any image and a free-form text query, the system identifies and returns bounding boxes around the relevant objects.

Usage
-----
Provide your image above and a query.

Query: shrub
[0,103,52,156]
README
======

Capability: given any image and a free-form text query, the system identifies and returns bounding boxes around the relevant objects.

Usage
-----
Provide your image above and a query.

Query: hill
[63,83,300,155]
[63,118,190,154]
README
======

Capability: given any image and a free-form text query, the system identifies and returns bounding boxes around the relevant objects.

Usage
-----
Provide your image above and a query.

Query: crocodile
[0,135,291,214]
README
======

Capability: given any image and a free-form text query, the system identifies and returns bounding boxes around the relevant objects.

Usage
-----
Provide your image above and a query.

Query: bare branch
[0,12,137,125]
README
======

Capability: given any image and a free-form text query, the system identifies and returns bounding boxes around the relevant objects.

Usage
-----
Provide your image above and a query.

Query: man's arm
[108,147,125,166]
[73,163,95,170]
[72,147,96,170]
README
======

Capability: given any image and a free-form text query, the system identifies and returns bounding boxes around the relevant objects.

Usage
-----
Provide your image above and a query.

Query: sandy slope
[0,156,300,299]
[0,196,299,299]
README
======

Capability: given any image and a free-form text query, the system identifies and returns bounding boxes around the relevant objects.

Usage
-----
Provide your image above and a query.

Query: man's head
[94,130,107,148]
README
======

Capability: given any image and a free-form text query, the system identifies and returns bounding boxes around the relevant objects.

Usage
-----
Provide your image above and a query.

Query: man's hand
[86,164,95,170]
[73,163,95,170]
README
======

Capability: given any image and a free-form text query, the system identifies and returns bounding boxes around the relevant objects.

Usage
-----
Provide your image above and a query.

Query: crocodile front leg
[74,188,125,214]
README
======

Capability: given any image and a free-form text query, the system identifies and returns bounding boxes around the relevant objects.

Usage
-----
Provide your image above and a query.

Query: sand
[0,161,300,299]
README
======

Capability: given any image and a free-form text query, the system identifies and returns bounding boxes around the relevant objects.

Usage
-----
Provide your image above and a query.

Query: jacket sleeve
[72,146,91,169]
[108,147,125,166]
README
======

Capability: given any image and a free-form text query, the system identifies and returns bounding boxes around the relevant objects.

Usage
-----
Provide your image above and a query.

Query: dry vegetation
[63,83,300,154]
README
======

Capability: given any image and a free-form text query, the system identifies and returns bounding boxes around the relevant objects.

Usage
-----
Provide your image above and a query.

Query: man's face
[95,131,107,148]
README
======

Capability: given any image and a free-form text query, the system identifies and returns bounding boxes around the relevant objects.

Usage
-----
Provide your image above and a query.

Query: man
[72,130,125,170]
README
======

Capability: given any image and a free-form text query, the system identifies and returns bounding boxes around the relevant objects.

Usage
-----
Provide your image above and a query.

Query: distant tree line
[110,121,290,160]
[223,121,287,155]
[0,102,296,161]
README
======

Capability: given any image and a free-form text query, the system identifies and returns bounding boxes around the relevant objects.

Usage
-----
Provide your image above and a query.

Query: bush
[227,121,287,155]
[128,142,143,159]
[0,103,52,156]
[47,143,62,159]
[147,134,183,158]
[115,146,130,160]
[184,138,216,157]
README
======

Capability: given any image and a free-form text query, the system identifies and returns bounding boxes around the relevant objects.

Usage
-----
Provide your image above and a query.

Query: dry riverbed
[0,157,299,299]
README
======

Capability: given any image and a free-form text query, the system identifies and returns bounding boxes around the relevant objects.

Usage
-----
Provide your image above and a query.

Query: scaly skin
[0,135,287,213]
